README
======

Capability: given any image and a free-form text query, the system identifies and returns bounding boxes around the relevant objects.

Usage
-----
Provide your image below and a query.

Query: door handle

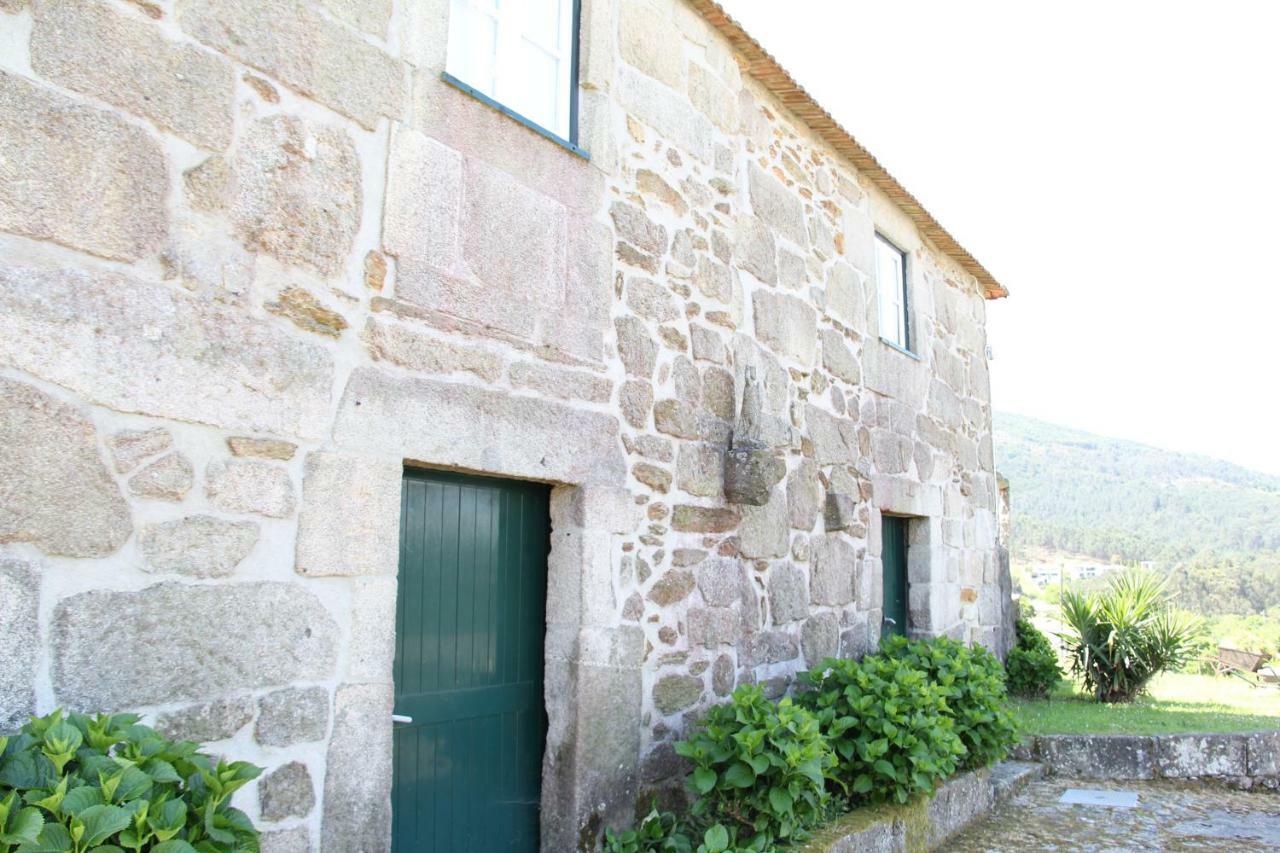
[392,714,413,725]
[883,617,897,626]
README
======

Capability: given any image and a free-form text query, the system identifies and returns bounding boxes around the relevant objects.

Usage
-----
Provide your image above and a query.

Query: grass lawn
[1011,672,1280,735]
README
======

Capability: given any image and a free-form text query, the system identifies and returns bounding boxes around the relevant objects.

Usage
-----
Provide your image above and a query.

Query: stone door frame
[334,455,639,851]
[871,479,949,639]
[315,368,634,849]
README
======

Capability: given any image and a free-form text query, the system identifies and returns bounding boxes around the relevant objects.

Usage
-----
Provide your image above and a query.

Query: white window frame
[445,0,580,147]
[876,234,911,352]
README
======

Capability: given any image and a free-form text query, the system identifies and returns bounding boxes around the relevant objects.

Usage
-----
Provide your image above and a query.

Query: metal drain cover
[1059,788,1140,808]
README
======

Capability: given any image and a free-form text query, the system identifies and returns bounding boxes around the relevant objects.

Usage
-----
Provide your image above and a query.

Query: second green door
[882,515,908,638]
[392,469,550,852]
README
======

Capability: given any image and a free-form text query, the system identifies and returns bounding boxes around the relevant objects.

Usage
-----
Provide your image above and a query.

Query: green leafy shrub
[602,804,691,853]
[600,810,758,853]
[1005,618,1063,698]
[797,654,963,805]
[1060,571,1202,702]
[0,709,261,853]
[674,686,833,849]
[880,635,1019,770]
[691,823,754,853]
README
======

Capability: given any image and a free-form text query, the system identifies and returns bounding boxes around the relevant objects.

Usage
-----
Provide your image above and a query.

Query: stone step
[990,760,1047,804]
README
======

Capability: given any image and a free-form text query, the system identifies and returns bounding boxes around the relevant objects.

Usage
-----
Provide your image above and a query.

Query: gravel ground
[947,775,1280,851]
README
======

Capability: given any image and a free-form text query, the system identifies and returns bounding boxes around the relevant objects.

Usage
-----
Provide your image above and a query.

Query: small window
[875,234,910,351]
[445,0,579,146]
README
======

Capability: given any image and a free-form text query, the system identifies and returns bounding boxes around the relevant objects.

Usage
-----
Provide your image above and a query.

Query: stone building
[0,0,1011,850]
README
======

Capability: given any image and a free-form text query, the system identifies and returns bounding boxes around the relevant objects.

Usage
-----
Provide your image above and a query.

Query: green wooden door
[881,516,908,637]
[392,469,550,852]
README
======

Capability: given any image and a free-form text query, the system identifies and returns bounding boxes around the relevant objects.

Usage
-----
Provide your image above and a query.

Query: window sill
[879,338,922,361]
[441,72,589,161]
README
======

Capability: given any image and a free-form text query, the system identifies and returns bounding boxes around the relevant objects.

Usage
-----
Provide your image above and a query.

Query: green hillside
[994,412,1280,566]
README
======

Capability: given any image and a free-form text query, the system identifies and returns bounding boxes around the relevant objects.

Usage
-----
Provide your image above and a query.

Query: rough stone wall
[596,0,1003,784]
[0,0,1003,849]
[1014,732,1280,789]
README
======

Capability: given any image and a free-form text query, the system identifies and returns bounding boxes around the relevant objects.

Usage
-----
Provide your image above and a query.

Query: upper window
[445,0,579,146]
[875,234,910,351]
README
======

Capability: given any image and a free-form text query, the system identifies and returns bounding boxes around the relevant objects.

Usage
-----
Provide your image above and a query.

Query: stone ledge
[1016,732,1280,786]
[801,765,1015,852]
[989,760,1046,803]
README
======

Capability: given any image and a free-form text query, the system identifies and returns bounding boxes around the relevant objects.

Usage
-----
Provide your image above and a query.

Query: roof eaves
[686,0,1009,299]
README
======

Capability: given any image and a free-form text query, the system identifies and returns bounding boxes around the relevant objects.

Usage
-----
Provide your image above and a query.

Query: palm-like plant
[1059,572,1202,702]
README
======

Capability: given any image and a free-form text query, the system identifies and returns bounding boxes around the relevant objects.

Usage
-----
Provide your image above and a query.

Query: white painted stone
[128,452,194,502]
[510,361,613,403]
[767,563,808,625]
[618,0,684,90]
[616,65,713,162]
[748,162,806,245]
[256,686,330,746]
[206,460,296,518]
[0,71,166,261]
[383,127,463,274]
[260,828,310,853]
[695,559,740,607]
[738,490,789,559]
[333,368,625,485]
[349,577,397,684]
[108,428,173,474]
[688,61,739,132]
[228,115,361,277]
[153,697,254,744]
[688,607,740,647]
[139,516,259,578]
[826,262,867,332]
[805,403,858,465]
[259,760,316,821]
[0,263,334,440]
[0,378,132,558]
[843,204,877,277]
[364,318,503,383]
[178,0,404,130]
[822,328,862,385]
[753,290,817,366]
[787,458,821,531]
[734,216,777,284]
[321,683,393,853]
[52,582,338,709]
[0,559,38,731]
[316,0,391,37]
[802,612,840,665]
[810,535,856,606]
[296,452,401,577]
[31,0,235,149]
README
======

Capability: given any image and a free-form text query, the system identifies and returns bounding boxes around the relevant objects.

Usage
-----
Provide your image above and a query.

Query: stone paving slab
[948,775,1280,851]
[1059,788,1139,808]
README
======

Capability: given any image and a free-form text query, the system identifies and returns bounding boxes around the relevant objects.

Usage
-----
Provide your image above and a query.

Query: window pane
[513,41,561,134]
[447,0,499,95]
[876,237,907,347]
[524,0,564,52]
[878,288,899,341]
[447,0,575,142]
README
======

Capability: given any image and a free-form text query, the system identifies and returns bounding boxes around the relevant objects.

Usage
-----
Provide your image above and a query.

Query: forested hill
[993,412,1280,566]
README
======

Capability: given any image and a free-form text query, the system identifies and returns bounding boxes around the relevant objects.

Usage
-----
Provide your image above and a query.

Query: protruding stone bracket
[723,365,785,505]
[723,446,785,505]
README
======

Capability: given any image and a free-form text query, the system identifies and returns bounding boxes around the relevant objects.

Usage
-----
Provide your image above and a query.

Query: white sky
[719,0,1280,476]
